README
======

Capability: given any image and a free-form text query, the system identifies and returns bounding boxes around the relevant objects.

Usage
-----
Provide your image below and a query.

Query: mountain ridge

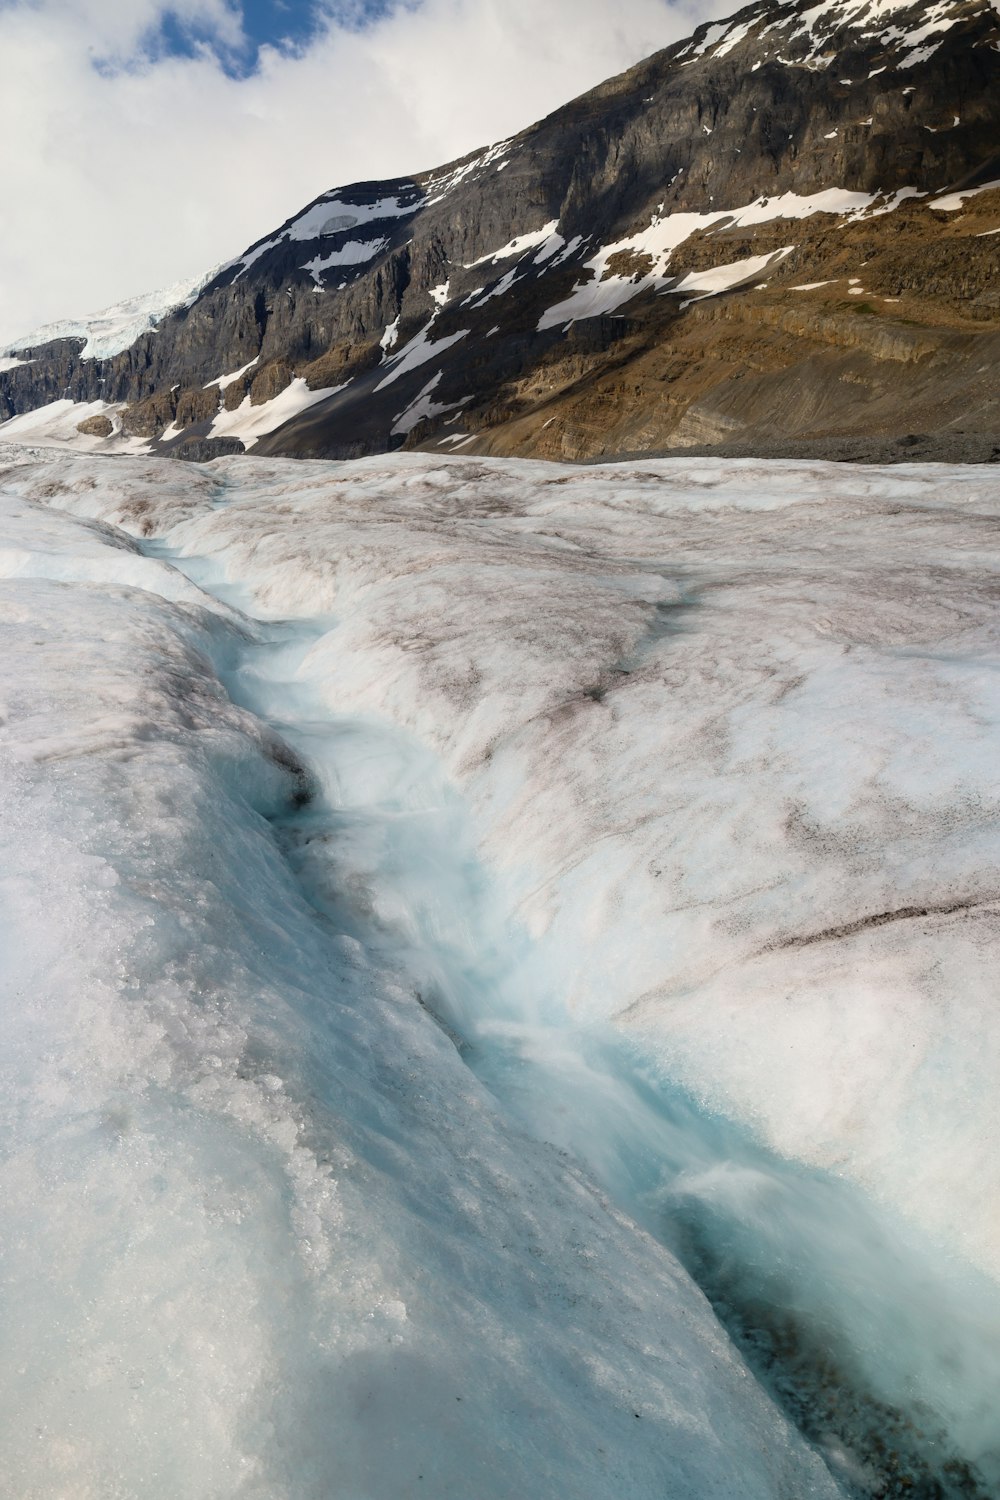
[2,0,999,463]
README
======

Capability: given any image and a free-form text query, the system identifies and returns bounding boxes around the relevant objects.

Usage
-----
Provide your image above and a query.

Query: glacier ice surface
[0,449,843,1499]
[5,444,1000,1495]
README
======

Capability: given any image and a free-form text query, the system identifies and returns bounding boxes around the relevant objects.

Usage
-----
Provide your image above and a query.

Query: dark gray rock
[172,436,246,462]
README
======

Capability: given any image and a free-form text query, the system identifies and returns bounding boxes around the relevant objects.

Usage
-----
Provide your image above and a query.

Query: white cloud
[0,0,727,348]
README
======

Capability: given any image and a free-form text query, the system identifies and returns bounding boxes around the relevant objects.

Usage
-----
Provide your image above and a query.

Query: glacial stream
[154,535,1000,1500]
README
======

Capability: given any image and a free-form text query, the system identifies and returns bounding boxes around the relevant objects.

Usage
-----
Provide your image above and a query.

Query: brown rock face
[3,0,1000,462]
[75,414,113,438]
[457,194,1000,463]
[249,360,294,405]
[224,379,251,411]
[120,392,177,438]
[176,386,220,426]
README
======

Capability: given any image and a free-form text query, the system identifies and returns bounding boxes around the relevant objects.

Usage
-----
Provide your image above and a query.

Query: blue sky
[153,1,330,75]
[147,2,408,76]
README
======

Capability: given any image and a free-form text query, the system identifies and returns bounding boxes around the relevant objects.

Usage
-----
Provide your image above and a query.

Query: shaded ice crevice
[151,528,1000,1500]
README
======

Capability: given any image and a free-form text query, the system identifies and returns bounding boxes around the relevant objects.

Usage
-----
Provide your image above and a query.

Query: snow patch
[424,139,513,205]
[679,0,969,74]
[466,221,561,268]
[205,378,344,450]
[226,195,419,281]
[0,399,148,454]
[301,239,389,285]
[374,324,469,392]
[469,267,521,307]
[379,316,401,357]
[390,372,472,436]
[532,230,568,265]
[712,17,755,55]
[204,357,259,392]
[671,247,795,303]
[538,189,874,330]
[931,178,1000,212]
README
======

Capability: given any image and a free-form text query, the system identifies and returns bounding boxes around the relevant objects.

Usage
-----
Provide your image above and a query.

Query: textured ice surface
[8,444,1000,1495]
[0,450,843,1499]
[26,449,1000,1274]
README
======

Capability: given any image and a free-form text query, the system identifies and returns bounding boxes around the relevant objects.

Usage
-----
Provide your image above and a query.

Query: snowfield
[2,444,1000,1497]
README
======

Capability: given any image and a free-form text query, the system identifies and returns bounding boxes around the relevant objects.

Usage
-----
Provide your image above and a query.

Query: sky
[0,0,728,347]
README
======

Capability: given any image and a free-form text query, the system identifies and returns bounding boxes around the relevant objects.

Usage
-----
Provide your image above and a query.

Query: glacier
[0,268,222,362]
[2,443,1000,1496]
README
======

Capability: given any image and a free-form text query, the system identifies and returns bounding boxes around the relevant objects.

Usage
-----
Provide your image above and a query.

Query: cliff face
[3,0,1000,462]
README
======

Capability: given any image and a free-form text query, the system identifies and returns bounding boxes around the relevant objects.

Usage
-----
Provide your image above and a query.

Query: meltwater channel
[151,531,1000,1500]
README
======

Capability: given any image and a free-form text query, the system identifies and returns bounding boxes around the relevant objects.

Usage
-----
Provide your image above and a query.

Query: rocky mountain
[3,0,1000,464]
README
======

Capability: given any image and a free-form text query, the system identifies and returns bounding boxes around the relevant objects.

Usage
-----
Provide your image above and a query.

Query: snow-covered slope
[675,0,976,68]
[6,443,1000,1496]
